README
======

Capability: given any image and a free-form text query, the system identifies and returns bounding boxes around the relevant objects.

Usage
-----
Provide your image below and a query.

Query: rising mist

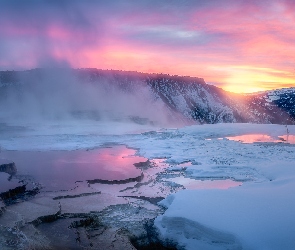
[0,68,185,127]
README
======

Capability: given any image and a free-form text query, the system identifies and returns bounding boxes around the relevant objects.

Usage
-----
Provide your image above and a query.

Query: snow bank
[155,161,295,250]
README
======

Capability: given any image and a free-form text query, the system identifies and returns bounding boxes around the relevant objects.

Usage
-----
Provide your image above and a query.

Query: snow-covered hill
[0,68,294,125]
[251,88,295,124]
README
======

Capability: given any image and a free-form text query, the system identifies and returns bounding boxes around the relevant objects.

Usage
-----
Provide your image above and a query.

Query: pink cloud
[0,0,294,92]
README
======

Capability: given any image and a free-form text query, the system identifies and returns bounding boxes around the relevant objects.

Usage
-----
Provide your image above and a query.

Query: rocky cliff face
[146,76,236,124]
[0,68,294,125]
[247,88,295,124]
[74,68,295,124]
[74,69,238,124]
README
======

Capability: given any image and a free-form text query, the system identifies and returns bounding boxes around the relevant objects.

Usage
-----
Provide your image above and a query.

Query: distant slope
[0,68,294,125]
[229,88,295,125]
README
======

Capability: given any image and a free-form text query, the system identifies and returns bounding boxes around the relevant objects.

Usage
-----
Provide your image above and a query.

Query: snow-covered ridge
[1,68,295,125]
[262,87,295,102]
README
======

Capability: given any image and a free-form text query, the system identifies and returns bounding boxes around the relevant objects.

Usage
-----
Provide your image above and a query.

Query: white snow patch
[155,162,295,250]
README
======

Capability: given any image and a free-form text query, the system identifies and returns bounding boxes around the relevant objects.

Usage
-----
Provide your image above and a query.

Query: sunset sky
[0,0,294,93]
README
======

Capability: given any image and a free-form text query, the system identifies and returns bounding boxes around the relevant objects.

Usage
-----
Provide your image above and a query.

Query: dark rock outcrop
[87,173,144,185]
[53,191,101,200]
[134,160,152,170]
[0,184,39,205]
[118,196,164,206]
[0,162,17,175]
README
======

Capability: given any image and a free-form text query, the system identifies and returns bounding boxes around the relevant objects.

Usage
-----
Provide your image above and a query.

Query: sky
[0,0,294,93]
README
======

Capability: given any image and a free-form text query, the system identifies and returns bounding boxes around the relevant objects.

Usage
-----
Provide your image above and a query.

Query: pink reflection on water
[226,134,295,144]
[1,146,146,191]
[54,147,145,176]
[168,177,241,190]
[278,135,295,144]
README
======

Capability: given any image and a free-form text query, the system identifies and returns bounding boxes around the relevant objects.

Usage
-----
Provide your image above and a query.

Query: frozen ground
[0,121,295,249]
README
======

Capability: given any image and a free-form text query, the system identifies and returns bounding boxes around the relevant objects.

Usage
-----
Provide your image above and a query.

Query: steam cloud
[0,69,181,127]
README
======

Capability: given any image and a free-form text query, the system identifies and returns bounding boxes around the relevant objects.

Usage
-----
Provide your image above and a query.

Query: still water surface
[1,145,146,191]
[226,134,295,144]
